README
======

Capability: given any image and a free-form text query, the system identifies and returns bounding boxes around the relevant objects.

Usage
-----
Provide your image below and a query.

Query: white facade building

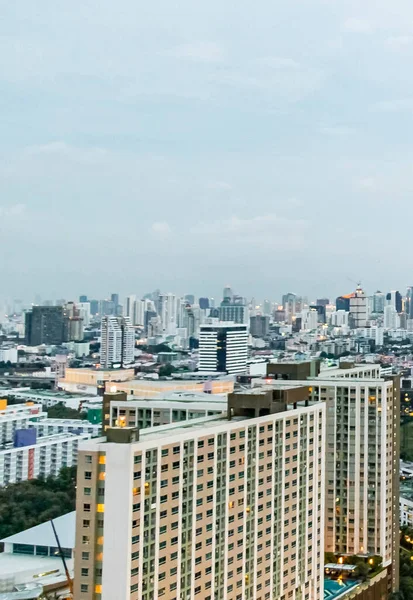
[349,285,367,328]
[0,403,46,446]
[198,322,248,374]
[100,316,135,368]
[330,310,349,327]
[384,305,400,330]
[0,432,91,486]
[32,418,101,438]
[0,345,18,364]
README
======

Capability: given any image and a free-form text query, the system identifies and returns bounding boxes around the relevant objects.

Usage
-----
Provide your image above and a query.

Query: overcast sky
[1,0,413,304]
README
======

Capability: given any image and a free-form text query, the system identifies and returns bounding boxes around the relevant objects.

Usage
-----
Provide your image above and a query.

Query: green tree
[0,466,76,538]
[47,402,86,420]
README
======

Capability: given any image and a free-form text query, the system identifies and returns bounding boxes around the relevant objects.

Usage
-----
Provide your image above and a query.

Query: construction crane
[50,519,74,599]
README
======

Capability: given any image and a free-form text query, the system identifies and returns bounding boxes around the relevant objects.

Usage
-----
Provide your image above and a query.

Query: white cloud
[386,35,413,48]
[25,142,108,164]
[192,214,308,248]
[358,177,376,190]
[372,98,413,112]
[151,221,172,236]
[0,204,26,218]
[320,125,356,137]
[207,181,233,191]
[257,57,300,69]
[342,18,373,34]
[166,42,224,63]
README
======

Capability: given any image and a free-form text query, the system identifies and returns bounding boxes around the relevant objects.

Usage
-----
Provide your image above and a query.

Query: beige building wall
[74,403,325,600]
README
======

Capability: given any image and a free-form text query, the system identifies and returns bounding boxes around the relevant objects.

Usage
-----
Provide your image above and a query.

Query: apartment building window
[84,472,92,480]
[80,584,88,593]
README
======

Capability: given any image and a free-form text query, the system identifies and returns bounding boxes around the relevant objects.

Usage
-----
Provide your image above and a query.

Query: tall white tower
[349,284,367,328]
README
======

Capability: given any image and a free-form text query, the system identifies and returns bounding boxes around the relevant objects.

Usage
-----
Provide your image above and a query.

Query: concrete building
[100,316,135,368]
[349,285,367,329]
[0,511,75,593]
[32,418,101,438]
[0,345,18,364]
[400,480,413,528]
[58,368,135,395]
[372,291,385,314]
[25,306,66,346]
[260,362,400,592]
[249,315,270,338]
[219,297,246,324]
[384,305,400,330]
[0,403,46,446]
[103,375,235,399]
[0,431,91,486]
[73,398,325,600]
[199,322,248,374]
[108,392,226,430]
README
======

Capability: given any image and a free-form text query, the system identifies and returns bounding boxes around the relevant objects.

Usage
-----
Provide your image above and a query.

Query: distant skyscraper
[250,315,270,337]
[184,294,195,305]
[79,295,88,303]
[316,298,329,308]
[222,285,233,301]
[198,297,209,310]
[89,300,99,316]
[100,316,134,368]
[335,295,351,312]
[387,290,402,313]
[219,296,246,324]
[111,293,119,306]
[384,305,399,329]
[282,292,297,323]
[25,306,65,346]
[407,287,413,318]
[125,295,136,320]
[158,293,178,334]
[199,322,248,374]
[372,290,385,314]
[349,285,367,328]
[263,299,272,316]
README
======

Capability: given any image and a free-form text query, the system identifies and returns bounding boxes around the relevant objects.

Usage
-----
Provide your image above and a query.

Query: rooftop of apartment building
[0,432,90,454]
[82,393,323,450]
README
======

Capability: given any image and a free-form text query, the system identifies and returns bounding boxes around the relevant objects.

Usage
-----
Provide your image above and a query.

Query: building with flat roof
[0,403,46,447]
[32,419,100,439]
[199,322,248,374]
[58,367,135,395]
[0,432,91,487]
[108,392,227,431]
[105,376,235,398]
[74,400,325,600]
[0,511,75,594]
[258,361,400,593]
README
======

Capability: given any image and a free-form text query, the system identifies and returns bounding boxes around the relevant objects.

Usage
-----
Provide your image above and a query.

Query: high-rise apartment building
[199,322,248,374]
[73,395,325,600]
[25,306,65,346]
[125,296,137,320]
[262,361,400,592]
[349,285,367,328]
[100,316,135,368]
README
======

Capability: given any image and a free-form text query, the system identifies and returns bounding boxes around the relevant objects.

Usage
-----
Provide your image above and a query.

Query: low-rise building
[32,419,101,438]
[0,432,91,486]
[0,511,75,594]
